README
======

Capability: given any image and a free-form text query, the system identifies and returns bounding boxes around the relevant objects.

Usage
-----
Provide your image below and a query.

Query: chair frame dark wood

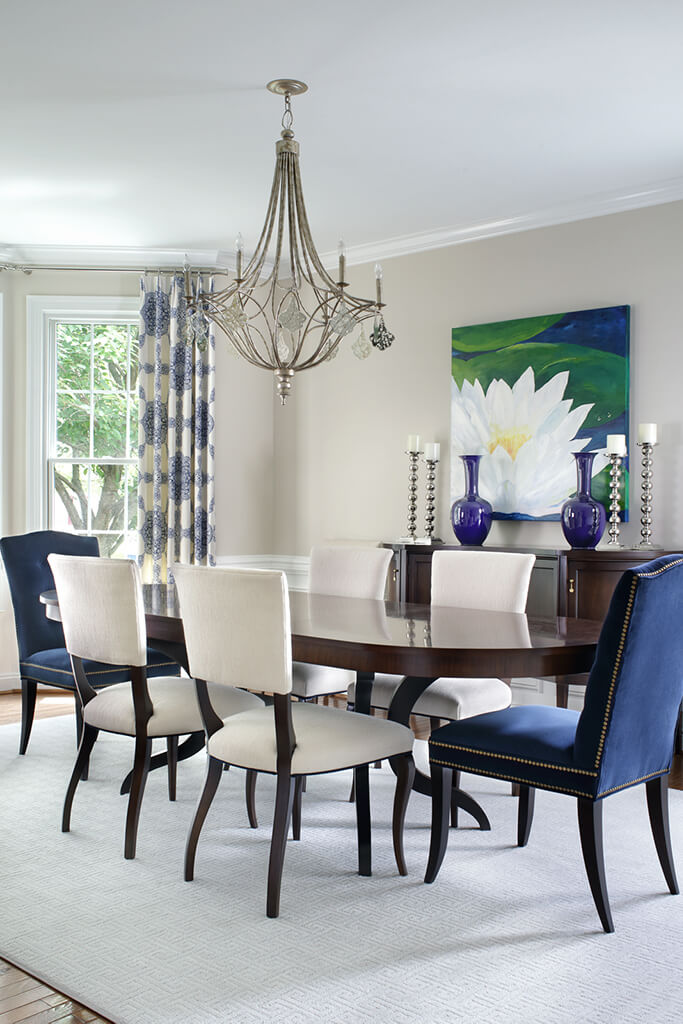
[425,765,679,933]
[184,678,416,918]
[62,657,183,859]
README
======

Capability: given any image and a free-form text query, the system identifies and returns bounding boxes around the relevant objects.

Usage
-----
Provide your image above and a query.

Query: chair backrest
[174,564,292,694]
[309,545,393,600]
[0,530,99,659]
[47,555,147,667]
[573,553,683,794]
[431,550,535,613]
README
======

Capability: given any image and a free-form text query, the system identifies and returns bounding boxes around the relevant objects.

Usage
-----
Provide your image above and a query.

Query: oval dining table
[41,583,602,830]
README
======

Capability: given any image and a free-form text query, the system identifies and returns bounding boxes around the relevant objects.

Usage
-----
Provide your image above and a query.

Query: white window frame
[26,295,139,532]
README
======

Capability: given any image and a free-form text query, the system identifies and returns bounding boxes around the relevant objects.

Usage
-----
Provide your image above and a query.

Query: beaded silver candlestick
[404,447,420,542]
[423,453,440,542]
[637,441,655,547]
[607,453,623,546]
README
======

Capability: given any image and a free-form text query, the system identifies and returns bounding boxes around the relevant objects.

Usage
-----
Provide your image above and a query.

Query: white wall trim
[320,175,683,267]
[4,174,683,275]
[215,554,310,591]
[25,295,139,532]
[3,245,232,271]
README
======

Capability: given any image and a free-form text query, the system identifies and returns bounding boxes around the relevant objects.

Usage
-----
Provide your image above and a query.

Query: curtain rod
[0,263,227,275]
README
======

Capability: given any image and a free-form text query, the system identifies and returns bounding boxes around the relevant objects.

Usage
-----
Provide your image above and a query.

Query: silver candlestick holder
[404,448,420,542]
[607,453,624,546]
[637,441,656,547]
[423,455,439,542]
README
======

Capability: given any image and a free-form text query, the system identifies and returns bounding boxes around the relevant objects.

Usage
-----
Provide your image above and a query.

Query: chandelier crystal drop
[184,79,393,403]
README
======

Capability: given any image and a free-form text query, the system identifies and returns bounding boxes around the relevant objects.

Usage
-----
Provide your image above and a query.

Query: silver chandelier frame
[184,79,393,403]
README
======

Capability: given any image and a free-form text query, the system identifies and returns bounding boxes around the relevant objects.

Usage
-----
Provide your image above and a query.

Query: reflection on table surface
[141,584,598,653]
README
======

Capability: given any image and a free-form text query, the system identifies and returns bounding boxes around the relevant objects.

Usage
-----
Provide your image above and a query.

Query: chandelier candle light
[184,79,394,403]
[606,434,627,546]
[637,422,657,548]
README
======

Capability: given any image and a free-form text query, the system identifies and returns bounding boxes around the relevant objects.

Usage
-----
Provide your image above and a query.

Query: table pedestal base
[355,672,491,831]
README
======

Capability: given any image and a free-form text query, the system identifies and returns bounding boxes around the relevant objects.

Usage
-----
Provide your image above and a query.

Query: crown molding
[3,174,683,273]
[320,175,683,268]
[0,244,233,271]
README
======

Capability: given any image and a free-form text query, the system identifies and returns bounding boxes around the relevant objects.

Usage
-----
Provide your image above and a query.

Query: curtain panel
[137,274,216,583]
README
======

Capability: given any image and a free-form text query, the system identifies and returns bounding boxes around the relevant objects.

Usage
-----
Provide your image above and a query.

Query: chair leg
[62,725,99,833]
[392,753,415,876]
[354,763,372,877]
[348,776,355,803]
[292,776,304,840]
[167,735,178,801]
[577,797,614,933]
[245,769,258,828]
[425,765,453,884]
[517,785,535,846]
[646,775,679,894]
[19,679,37,755]
[267,773,295,918]
[185,756,224,881]
[74,697,90,781]
[450,769,461,828]
[124,735,152,860]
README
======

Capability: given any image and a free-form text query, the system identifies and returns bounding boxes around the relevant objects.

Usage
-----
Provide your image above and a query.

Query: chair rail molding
[215,554,310,592]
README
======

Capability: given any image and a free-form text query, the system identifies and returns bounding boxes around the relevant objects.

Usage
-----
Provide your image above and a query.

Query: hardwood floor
[0,688,681,1022]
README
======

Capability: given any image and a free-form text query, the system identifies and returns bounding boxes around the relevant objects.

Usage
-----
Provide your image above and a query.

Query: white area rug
[0,715,681,1024]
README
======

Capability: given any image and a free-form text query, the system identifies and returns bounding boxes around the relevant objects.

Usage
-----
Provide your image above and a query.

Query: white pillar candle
[407,434,421,452]
[606,434,627,456]
[638,423,657,444]
[424,443,440,461]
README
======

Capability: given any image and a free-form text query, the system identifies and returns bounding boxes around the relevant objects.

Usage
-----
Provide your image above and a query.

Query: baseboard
[0,672,20,693]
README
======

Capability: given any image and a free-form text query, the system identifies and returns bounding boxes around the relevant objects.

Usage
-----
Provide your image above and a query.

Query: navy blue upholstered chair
[0,530,180,757]
[424,553,683,933]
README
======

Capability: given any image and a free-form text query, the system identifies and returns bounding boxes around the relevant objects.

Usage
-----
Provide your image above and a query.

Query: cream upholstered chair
[348,549,535,816]
[173,563,415,918]
[290,545,394,701]
[48,555,263,860]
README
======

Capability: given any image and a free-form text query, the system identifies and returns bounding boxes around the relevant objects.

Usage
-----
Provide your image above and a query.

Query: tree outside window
[49,320,138,558]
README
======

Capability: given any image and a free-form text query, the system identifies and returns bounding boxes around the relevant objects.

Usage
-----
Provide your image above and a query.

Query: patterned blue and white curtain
[137,274,216,583]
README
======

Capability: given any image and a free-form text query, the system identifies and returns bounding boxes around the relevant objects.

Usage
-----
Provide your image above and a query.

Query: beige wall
[278,201,683,553]
[2,200,683,684]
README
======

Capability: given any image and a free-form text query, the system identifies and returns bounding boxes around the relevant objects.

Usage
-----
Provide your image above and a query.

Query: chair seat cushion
[429,705,600,799]
[291,662,354,699]
[208,702,414,775]
[83,678,263,737]
[20,646,180,690]
[349,673,512,720]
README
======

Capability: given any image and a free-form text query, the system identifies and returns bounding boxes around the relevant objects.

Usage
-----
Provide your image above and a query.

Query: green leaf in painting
[451,342,627,429]
[452,314,564,353]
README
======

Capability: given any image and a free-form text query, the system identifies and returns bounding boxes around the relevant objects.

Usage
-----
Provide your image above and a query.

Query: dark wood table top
[123,585,602,680]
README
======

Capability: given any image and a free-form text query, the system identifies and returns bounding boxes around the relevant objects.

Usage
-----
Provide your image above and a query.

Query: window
[26,296,140,557]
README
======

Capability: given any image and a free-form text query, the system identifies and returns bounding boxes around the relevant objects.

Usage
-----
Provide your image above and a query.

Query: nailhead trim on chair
[429,757,594,798]
[22,660,178,677]
[597,768,669,798]
[594,577,637,768]
[428,741,598,776]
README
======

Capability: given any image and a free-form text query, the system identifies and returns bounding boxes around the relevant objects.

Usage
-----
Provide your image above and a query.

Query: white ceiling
[2,0,683,266]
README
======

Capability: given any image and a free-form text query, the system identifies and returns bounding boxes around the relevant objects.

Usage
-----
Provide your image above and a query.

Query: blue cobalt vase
[560,451,606,549]
[450,455,493,546]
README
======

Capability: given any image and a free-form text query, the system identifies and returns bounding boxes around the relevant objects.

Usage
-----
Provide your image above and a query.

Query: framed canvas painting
[450,305,630,521]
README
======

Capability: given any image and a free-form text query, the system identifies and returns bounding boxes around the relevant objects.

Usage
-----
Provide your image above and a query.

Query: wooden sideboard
[384,542,680,617]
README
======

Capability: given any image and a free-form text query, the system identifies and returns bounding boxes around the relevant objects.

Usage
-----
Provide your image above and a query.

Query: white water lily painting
[451,306,630,520]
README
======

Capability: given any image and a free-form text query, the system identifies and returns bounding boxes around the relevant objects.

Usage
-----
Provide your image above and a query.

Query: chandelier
[184,79,394,403]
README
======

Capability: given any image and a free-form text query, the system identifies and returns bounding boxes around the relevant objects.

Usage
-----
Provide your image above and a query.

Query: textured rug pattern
[0,716,681,1024]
